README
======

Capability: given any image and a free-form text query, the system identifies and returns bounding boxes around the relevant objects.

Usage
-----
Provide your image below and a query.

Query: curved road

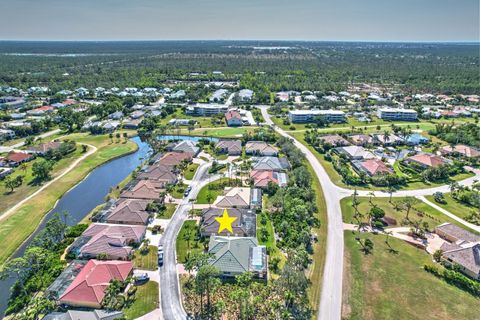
[159,162,224,320]
[259,106,480,320]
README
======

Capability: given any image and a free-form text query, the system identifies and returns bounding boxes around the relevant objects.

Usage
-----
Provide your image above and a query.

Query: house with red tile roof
[137,164,178,187]
[404,153,448,168]
[225,110,243,126]
[250,170,288,188]
[317,134,350,147]
[158,152,193,166]
[352,159,393,176]
[6,151,34,166]
[27,105,55,116]
[58,260,133,308]
[72,223,146,260]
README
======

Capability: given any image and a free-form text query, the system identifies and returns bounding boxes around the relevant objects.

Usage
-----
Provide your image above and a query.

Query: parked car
[184,186,192,197]
[133,272,150,284]
[158,251,164,266]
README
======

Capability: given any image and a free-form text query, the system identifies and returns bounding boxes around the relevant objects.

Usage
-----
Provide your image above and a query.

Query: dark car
[158,251,164,266]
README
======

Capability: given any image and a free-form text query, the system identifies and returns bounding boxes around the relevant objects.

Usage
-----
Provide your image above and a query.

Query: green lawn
[340,196,478,234]
[256,212,285,277]
[132,245,158,271]
[157,203,177,219]
[170,183,188,199]
[342,232,480,320]
[123,281,159,320]
[183,163,199,180]
[196,178,231,204]
[425,193,478,220]
[191,127,257,138]
[0,132,138,265]
[176,220,204,263]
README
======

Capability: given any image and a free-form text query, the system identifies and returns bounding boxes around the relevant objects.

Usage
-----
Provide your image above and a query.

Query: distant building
[225,110,243,126]
[288,110,346,123]
[0,96,25,110]
[441,145,480,158]
[238,89,254,102]
[186,103,228,116]
[210,89,229,102]
[377,108,418,121]
[0,129,15,141]
[404,133,429,146]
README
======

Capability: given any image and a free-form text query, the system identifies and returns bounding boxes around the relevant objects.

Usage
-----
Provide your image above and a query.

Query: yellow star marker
[215,208,237,234]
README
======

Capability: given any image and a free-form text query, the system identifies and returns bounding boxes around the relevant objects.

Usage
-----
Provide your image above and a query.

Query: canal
[0,137,151,317]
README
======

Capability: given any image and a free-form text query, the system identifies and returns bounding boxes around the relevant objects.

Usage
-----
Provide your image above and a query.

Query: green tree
[3,175,23,193]
[32,160,54,183]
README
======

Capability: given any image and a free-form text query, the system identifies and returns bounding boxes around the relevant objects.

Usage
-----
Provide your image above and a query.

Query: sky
[0,0,478,41]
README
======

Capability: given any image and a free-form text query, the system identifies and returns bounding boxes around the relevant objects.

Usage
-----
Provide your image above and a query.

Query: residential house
[209,89,229,102]
[251,156,290,171]
[27,141,62,155]
[157,152,193,167]
[250,170,288,188]
[208,236,267,279]
[440,145,480,158]
[58,260,133,308]
[168,118,195,126]
[405,133,429,146]
[167,140,200,156]
[0,129,15,141]
[130,110,144,119]
[349,134,374,146]
[225,110,243,127]
[352,159,393,176]
[404,153,448,169]
[0,167,12,178]
[123,118,142,129]
[108,111,124,120]
[238,89,254,102]
[201,208,256,237]
[435,223,480,280]
[105,199,151,225]
[27,105,54,116]
[372,133,403,146]
[137,164,178,186]
[120,180,165,201]
[43,310,124,320]
[215,139,242,155]
[245,141,278,156]
[213,187,252,209]
[317,134,350,147]
[72,223,146,260]
[6,151,34,166]
[335,146,375,160]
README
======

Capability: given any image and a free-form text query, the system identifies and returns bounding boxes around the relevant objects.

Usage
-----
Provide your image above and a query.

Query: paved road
[260,106,348,320]
[0,128,61,153]
[159,162,224,320]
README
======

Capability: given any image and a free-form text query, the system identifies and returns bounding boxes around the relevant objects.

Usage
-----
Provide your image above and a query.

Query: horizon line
[0,39,479,44]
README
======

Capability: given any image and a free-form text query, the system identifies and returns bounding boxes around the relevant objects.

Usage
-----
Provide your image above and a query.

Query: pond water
[157,135,219,142]
[0,137,151,317]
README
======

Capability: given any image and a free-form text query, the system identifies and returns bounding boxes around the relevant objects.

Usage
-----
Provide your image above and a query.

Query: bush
[433,192,446,204]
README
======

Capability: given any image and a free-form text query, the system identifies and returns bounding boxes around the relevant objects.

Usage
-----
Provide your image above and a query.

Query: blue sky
[1,0,478,41]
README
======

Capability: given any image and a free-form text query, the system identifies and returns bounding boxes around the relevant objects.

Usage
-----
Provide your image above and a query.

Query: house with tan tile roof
[245,141,278,156]
[158,151,193,166]
[440,144,480,158]
[105,199,151,225]
[120,180,165,201]
[215,139,242,155]
[404,153,448,168]
[213,187,251,208]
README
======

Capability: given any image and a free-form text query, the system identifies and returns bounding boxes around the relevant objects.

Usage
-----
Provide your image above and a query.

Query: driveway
[158,161,224,320]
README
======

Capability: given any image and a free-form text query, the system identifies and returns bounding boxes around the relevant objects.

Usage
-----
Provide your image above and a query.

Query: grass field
[256,212,285,277]
[124,281,159,320]
[195,178,230,204]
[133,245,158,271]
[158,203,177,219]
[425,193,478,220]
[342,232,479,320]
[170,183,188,199]
[304,161,328,314]
[0,132,138,265]
[340,196,478,233]
[176,220,204,263]
[0,147,84,214]
[183,163,199,180]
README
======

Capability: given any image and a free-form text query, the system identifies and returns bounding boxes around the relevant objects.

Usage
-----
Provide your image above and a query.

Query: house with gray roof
[167,140,200,156]
[251,156,290,172]
[43,309,123,320]
[208,236,267,279]
[200,208,256,237]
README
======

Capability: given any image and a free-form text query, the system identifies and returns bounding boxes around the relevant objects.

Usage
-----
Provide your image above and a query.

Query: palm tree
[401,196,416,221]
[368,191,375,206]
